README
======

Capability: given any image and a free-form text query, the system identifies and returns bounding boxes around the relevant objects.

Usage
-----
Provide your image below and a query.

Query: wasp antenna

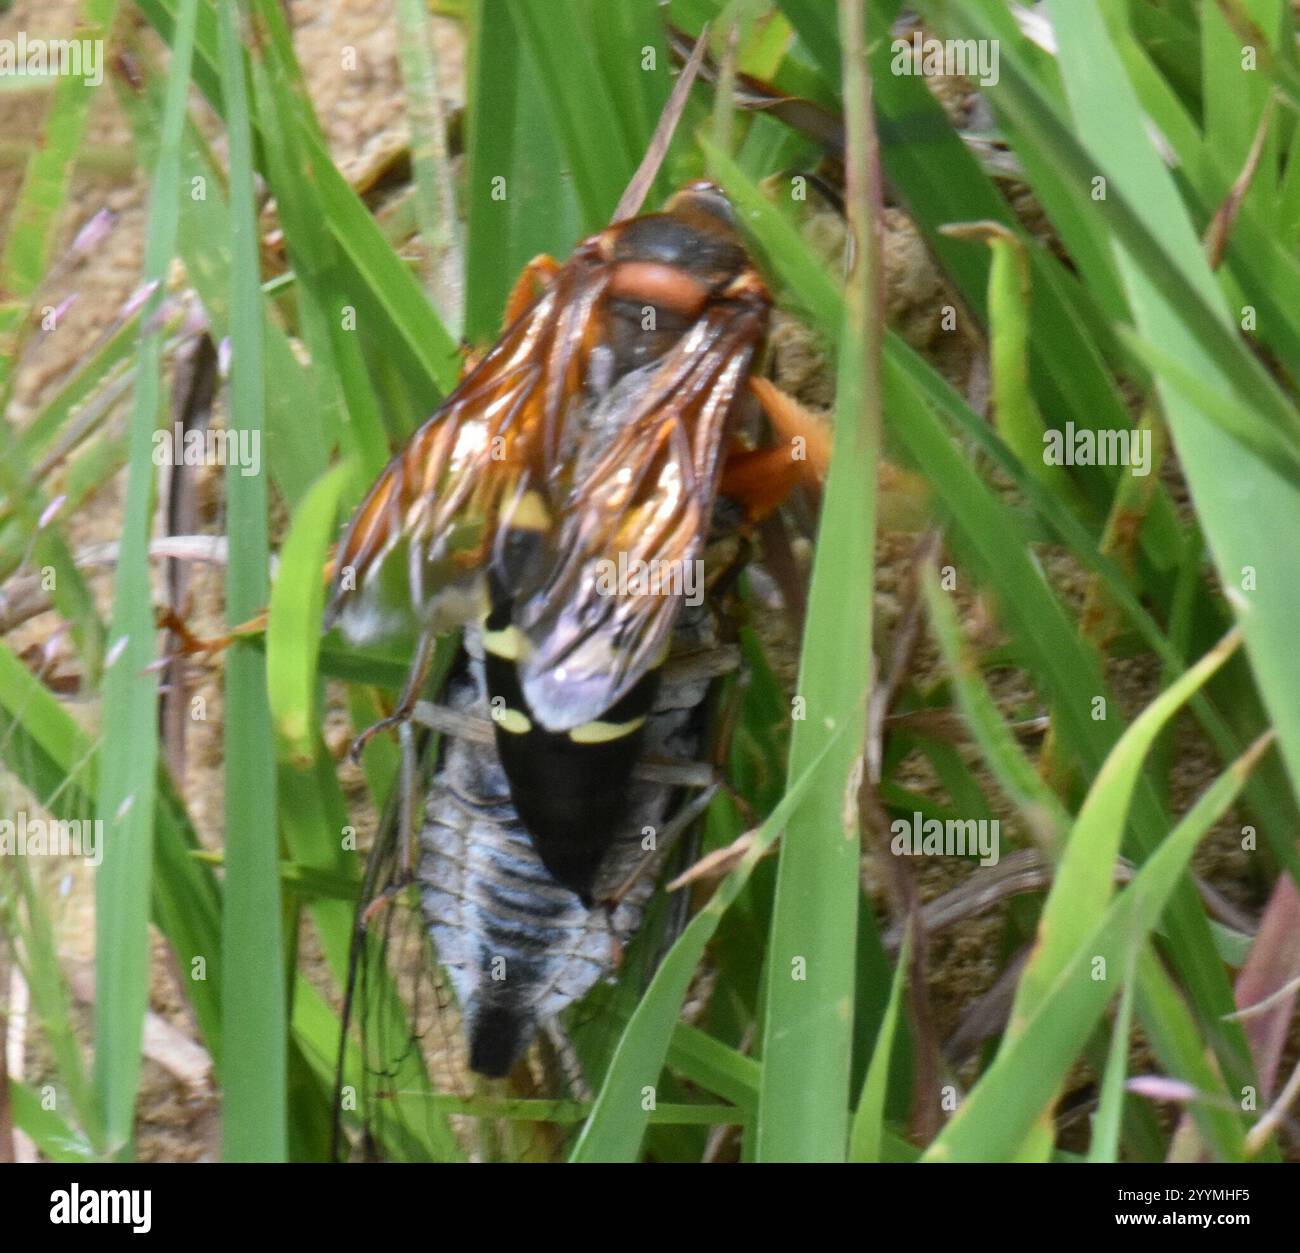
[610,23,710,225]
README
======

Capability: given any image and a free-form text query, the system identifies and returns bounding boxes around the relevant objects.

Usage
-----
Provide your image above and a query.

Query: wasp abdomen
[480,596,661,904]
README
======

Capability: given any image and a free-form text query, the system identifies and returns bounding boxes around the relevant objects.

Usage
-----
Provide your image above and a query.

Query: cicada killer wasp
[327,182,823,1158]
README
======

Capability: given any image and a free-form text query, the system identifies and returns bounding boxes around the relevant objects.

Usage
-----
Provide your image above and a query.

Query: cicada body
[420,589,730,1079]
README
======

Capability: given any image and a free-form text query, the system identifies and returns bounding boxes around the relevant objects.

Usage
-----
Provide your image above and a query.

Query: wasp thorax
[595,185,765,382]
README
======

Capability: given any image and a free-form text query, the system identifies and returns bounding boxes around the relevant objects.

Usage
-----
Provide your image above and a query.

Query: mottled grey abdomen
[418,619,713,1077]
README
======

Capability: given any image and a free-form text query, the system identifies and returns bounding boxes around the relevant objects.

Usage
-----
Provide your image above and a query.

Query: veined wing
[512,296,766,732]
[324,249,609,645]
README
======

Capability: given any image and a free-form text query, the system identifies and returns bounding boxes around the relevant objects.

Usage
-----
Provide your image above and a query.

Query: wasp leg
[456,256,565,377]
[632,759,717,788]
[645,644,755,827]
[640,642,749,805]
[501,254,562,328]
[359,874,412,927]
[411,698,496,745]
[747,377,931,529]
[657,643,742,690]
[720,444,809,525]
[749,376,831,483]
[152,606,266,659]
[397,719,419,875]
[718,387,825,637]
[633,642,744,788]
[718,381,849,538]
[600,783,721,968]
[348,627,438,763]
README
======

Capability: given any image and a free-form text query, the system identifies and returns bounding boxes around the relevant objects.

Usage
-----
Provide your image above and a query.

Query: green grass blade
[0,641,224,1071]
[12,311,139,467]
[1133,948,1251,1162]
[667,1024,760,1113]
[245,3,390,480]
[0,0,117,672]
[775,0,842,81]
[918,1,1300,444]
[754,0,878,1162]
[584,0,668,194]
[920,562,1070,846]
[92,0,199,1158]
[8,1081,94,1163]
[216,0,284,1162]
[112,58,329,508]
[1202,0,1282,230]
[462,1,583,340]
[847,934,909,1163]
[570,729,845,1162]
[0,0,120,402]
[2,851,100,1150]
[506,0,639,225]
[1088,947,1138,1163]
[266,464,348,763]
[395,0,463,332]
[142,0,460,411]
[1046,0,1300,833]
[924,731,1272,1161]
[1009,627,1243,1034]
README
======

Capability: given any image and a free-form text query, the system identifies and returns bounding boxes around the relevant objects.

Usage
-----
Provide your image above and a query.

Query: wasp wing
[324,254,608,646]
[512,298,764,732]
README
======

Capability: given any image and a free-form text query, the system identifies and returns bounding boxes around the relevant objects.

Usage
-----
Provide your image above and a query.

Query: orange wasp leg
[146,607,266,678]
[717,382,830,663]
[458,254,563,377]
[717,377,832,526]
[749,376,831,484]
[746,375,931,526]
[718,444,809,524]
[501,254,563,328]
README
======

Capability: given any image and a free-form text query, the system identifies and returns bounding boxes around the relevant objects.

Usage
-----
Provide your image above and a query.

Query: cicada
[328,183,819,1158]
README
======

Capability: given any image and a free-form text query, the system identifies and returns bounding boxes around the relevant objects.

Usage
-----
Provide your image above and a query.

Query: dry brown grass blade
[1203,94,1276,270]
[665,828,759,892]
[610,25,710,225]
[1230,874,1300,1097]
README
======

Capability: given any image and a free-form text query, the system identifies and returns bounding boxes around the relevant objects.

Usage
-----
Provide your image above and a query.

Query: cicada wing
[333,700,603,1163]
[324,255,609,647]
[331,740,464,1162]
[512,301,765,732]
